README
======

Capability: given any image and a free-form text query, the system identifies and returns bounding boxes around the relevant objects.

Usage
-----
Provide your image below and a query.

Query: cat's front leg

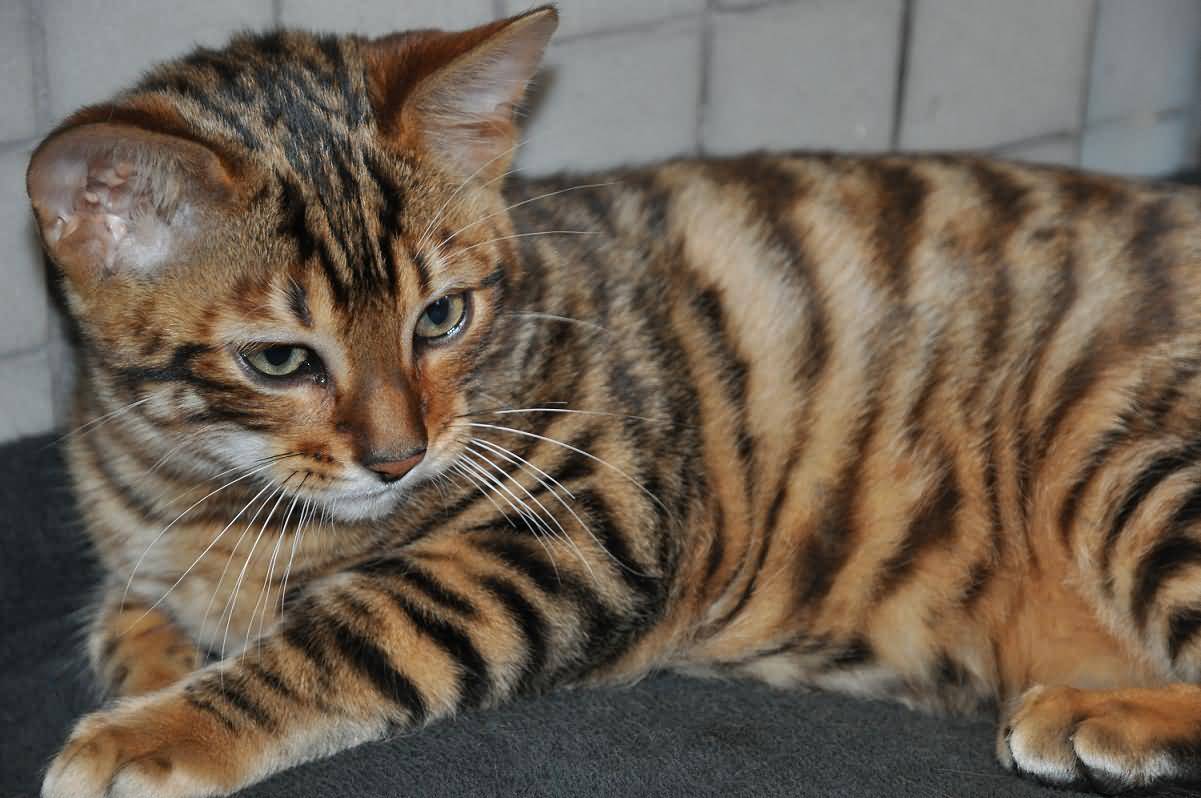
[44,530,654,798]
[45,585,432,798]
[90,585,203,698]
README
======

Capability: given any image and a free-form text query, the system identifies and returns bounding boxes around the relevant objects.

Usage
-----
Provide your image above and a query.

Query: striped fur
[26,8,1201,796]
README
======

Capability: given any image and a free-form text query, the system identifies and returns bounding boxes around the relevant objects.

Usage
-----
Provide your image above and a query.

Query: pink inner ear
[43,155,139,275]
[28,122,235,280]
[29,133,152,277]
[400,8,557,180]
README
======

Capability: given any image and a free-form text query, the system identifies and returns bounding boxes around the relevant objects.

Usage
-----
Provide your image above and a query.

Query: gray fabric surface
[0,434,1088,797]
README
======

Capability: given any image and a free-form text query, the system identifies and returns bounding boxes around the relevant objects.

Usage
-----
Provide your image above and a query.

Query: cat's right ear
[27,123,239,286]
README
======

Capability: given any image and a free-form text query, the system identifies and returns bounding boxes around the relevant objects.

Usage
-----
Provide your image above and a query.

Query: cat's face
[27,9,558,522]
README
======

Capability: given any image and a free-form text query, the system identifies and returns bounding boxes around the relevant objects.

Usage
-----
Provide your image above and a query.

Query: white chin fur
[327,485,405,522]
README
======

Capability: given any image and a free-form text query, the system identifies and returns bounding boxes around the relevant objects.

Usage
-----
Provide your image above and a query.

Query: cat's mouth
[324,481,404,522]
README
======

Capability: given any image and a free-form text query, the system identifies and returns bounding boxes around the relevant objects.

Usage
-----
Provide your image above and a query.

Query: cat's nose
[362,448,426,483]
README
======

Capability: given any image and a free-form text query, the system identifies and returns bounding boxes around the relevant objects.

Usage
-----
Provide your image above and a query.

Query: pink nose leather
[365,450,425,483]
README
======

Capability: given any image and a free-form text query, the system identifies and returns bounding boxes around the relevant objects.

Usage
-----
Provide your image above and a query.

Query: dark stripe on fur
[480,575,548,691]
[211,676,277,730]
[1059,426,1130,548]
[1103,441,1201,587]
[794,396,882,611]
[277,176,348,305]
[380,587,489,709]
[873,462,960,600]
[473,534,566,598]
[245,661,300,702]
[286,279,313,328]
[868,161,928,296]
[703,448,800,635]
[325,612,427,721]
[353,556,478,617]
[185,694,238,732]
[1168,606,1201,662]
[1132,535,1201,631]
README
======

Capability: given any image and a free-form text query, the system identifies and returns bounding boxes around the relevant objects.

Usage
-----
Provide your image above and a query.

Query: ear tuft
[27,123,235,283]
[369,6,558,181]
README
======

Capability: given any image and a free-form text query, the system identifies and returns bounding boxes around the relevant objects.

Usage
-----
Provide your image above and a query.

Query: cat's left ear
[367,5,558,181]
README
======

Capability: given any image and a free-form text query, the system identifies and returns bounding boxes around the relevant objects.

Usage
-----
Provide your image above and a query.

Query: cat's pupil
[426,299,449,325]
[264,346,292,367]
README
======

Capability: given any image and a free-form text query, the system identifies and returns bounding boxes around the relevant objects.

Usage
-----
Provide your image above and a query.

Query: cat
[25,5,1201,796]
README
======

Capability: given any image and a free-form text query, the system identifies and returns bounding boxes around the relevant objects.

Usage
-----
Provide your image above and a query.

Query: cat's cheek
[42,692,245,798]
[415,365,470,453]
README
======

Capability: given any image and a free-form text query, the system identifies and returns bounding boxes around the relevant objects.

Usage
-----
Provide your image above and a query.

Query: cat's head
[26,7,558,521]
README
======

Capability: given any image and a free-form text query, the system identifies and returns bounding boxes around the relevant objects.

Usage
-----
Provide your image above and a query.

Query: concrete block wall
[1,0,1199,442]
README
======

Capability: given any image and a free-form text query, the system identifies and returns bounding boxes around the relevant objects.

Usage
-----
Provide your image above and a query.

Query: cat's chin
[327,484,406,523]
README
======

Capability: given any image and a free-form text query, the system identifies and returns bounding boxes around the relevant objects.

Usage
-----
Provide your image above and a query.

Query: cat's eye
[415,293,468,340]
[242,345,319,379]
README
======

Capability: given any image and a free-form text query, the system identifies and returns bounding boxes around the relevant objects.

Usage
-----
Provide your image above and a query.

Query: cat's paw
[42,692,238,798]
[998,684,1201,794]
[106,639,203,698]
[95,605,203,697]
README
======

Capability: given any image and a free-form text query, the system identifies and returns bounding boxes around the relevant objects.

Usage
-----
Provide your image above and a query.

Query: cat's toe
[42,694,236,798]
[42,722,122,798]
[1002,686,1089,790]
[1070,713,1189,794]
[1001,684,1201,794]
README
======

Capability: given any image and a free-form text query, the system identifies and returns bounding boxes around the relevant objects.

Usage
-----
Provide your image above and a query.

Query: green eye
[415,294,468,340]
[243,345,312,378]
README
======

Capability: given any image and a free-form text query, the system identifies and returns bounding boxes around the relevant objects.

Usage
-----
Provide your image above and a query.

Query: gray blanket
[1,433,1086,797]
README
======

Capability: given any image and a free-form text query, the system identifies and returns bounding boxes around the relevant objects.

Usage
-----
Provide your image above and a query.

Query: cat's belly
[675,650,994,715]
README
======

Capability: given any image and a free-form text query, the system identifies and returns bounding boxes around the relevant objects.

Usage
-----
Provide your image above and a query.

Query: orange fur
[27,8,1201,797]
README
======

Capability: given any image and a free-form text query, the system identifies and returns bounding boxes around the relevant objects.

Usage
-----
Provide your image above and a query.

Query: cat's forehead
[127,32,452,304]
[136,32,388,179]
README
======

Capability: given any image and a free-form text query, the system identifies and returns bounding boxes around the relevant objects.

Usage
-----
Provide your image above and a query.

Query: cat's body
[27,8,1201,797]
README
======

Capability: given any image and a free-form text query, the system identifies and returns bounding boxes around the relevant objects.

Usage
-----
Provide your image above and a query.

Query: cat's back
[515,153,1201,404]
[515,150,1201,304]
[509,153,1201,448]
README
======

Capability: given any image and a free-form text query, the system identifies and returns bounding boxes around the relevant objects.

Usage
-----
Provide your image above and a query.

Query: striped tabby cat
[26,6,1201,796]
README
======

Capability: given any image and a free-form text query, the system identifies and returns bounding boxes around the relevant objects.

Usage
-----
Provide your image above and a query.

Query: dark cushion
[0,433,1074,797]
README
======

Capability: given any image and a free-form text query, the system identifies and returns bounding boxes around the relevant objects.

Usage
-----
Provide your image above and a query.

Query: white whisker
[148,425,213,474]
[503,311,612,336]
[198,482,284,643]
[250,477,308,652]
[220,473,296,661]
[120,455,297,610]
[278,496,312,615]
[469,437,652,578]
[463,444,593,581]
[458,456,548,537]
[416,136,527,252]
[450,462,517,529]
[125,477,280,631]
[454,458,562,580]
[155,452,294,510]
[481,406,665,425]
[452,230,598,258]
[470,436,574,499]
[52,396,154,444]
[461,422,670,515]
[438,182,616,248]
